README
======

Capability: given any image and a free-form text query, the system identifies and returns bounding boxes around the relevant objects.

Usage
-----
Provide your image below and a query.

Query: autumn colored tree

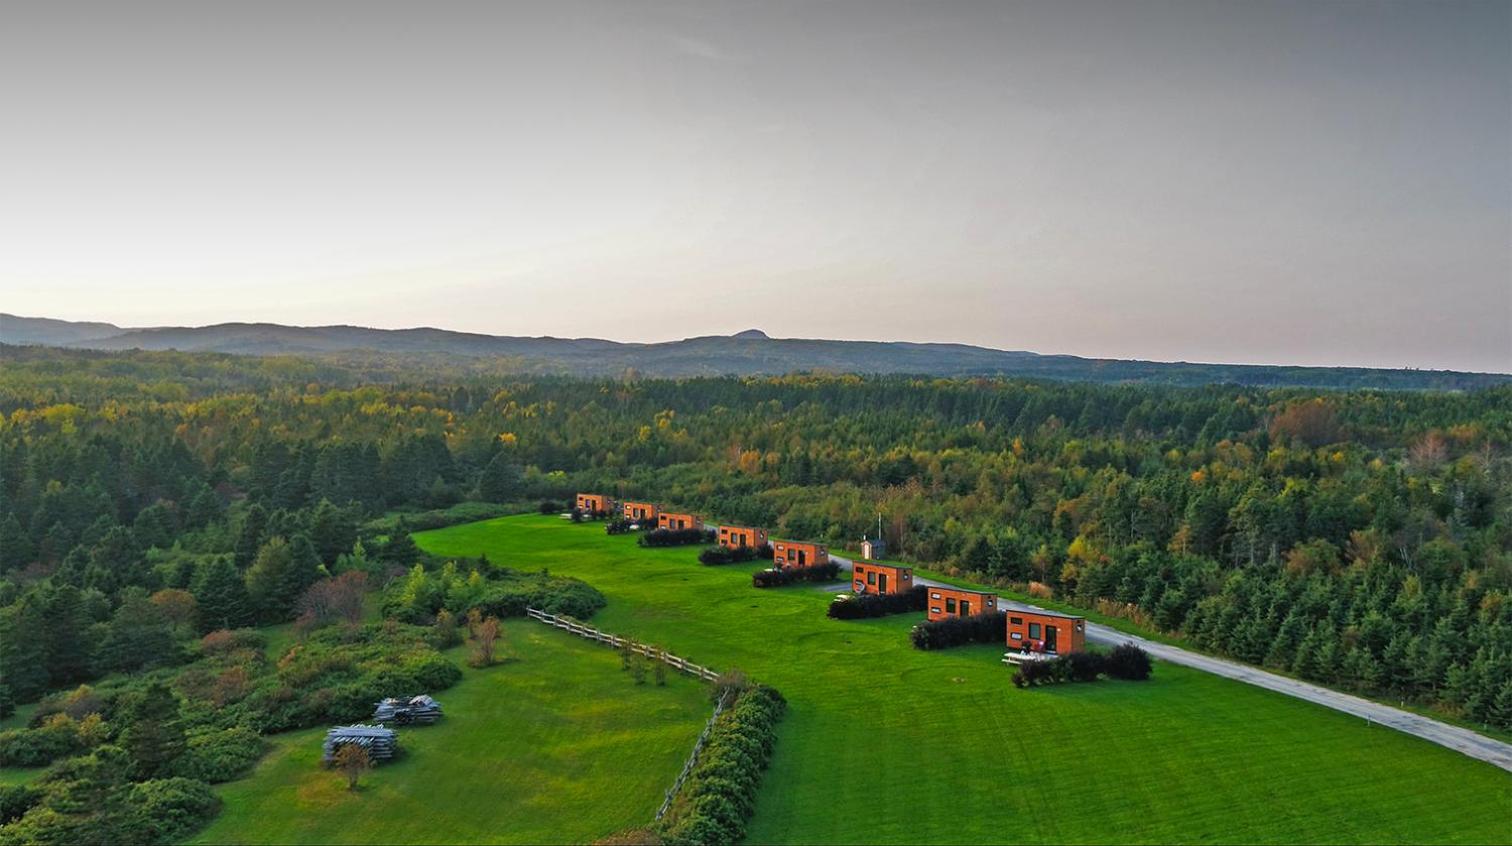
[332,743,372,791]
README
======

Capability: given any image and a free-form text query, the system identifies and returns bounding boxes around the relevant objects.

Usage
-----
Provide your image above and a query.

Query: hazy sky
[3,1,1509,371]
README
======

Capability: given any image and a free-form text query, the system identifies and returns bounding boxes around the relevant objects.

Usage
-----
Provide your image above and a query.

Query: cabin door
[878,573,888,593]
[1045,626,1059,653]
[797,550,807,566]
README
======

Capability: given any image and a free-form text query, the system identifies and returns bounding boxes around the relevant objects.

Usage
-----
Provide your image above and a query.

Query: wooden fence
[524,607,729,821]
[656,689,730,821]
[524,608,721,682]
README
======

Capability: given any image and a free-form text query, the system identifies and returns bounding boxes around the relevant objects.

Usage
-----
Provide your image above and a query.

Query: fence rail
[657,689,730,820]
[524,608,721,682]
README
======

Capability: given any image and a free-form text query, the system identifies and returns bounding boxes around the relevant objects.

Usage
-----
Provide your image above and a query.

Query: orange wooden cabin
[925,586,998,621]
[718,525,768,550]
[623,501,659,523]
[771,540,828,569]
[1007,609,1086,655]
[657,511,703,531]
[575,493,615,515]
[852,562,912,595]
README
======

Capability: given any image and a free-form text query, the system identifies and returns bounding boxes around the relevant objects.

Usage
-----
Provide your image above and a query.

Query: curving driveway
[830,554,1512,772]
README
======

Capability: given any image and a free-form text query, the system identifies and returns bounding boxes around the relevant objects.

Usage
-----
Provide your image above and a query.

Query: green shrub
[0,721,82,768]
[1105,643,1154,680]
[910,611,1006,650]
[659,684,786,846]
[0,785,41,825]
[123,777,221,844]
[827,585,927,619]
[172,727,264,783]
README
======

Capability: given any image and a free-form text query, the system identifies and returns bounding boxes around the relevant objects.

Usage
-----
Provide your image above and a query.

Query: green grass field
[190,622,712,845]
[412,515,1510,845]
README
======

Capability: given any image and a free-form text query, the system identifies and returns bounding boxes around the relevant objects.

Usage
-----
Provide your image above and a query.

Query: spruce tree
[233,504,268,570]
[121,682,186,779]
[479,454,523,502]
[193,556,252,632]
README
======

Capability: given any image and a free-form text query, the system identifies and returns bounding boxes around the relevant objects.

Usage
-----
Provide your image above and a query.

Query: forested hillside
[6,315,1508,389]
[1,346,1508,740]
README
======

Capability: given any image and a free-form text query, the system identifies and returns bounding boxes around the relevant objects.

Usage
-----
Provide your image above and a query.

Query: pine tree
[382,520,419,566]
[41,583,92,685]
[121,682,186,778]
[309,499,357,563]
[0,512,34,573]
[245,536,294,621]
[194,556,252,632]
[479,454,523,502]
[233,504,268,570]
[99,589,178,673]
[0,601,50,701]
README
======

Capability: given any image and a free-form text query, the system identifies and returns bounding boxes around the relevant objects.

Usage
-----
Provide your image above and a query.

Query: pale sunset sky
[2,1,1509,371]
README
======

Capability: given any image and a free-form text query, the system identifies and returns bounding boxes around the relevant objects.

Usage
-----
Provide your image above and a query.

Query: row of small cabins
[578,493,1086,657]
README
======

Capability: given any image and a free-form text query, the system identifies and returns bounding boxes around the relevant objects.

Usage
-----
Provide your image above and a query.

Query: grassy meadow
[189,622,712,845]
[409,514,1511,845]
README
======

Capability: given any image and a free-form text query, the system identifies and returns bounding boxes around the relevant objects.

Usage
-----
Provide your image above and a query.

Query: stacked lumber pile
[322,725,399,763]
[372,694,444,725]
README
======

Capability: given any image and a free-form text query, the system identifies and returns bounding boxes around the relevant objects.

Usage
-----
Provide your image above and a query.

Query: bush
[538,500,564,514]
[0,720,83,768]
[123,777,221,844]
[827,585,928,619]
[0,785,41,825]
[910,611,1006,650]
[639,528,715,548]
[1105,643,1154,681]
[606,519,633,535]
[171,727,265,783]
[199,628,266,657]
[659,685,786,846]
[700,545,761,566]
[751,563,840,588]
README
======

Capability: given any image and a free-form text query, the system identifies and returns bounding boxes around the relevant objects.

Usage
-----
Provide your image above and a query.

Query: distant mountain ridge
[2,313,1505,390]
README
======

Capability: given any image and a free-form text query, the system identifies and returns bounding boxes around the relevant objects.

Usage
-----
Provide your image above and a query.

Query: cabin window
[930,592,942,600]
[946,598,957,613]
[1010,616,1023,625]
[930,607,941,615]
[1010,632,1022,640]
[1076,624,1084,632]
[867,572,876,585]
[1029,623,1042,639]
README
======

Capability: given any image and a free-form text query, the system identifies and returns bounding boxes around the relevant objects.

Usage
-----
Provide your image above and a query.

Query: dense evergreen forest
[1,346,1508,834]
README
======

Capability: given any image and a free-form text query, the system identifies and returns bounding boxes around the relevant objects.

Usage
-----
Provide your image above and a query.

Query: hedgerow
[751,562,841,587]
[659,684,786,846]
[698,545,767,565]
[639,528,715,548]
[827,585,928,619]
[1011,644,1154,687]
[910,611,1007,650]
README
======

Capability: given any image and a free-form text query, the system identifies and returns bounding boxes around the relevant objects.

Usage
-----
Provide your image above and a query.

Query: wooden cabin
[622,501,659,523]
[925,586,998,621]
[657,511,703,531]
[1006,609,1086,655]
[718,525,768,551]
[852,561,912,595]
[575,493,615,516]
[771,539,828,569]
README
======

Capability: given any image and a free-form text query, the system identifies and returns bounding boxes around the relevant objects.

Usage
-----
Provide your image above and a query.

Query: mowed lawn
[417,515,1512,845]
[190,622,712,845]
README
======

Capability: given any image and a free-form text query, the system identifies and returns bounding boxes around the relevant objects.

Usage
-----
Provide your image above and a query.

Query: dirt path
[830,554,1512,772]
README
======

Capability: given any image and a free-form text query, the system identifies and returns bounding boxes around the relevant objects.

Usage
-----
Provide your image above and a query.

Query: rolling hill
[2,313,1505,390]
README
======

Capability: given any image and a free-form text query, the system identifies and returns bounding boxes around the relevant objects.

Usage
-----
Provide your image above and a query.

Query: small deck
[1002,650,1059,666]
